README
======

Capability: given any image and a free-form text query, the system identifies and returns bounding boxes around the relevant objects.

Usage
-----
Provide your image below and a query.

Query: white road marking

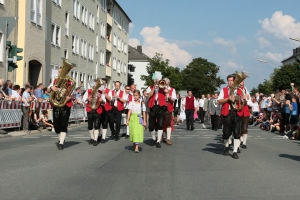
[22,136,40,138]
[186,135,200,137]
[69,134,84,136]
[272,138,286,139]
[255,138,266,139]
[203,135,215,136]
[42,135,55,137]
[178,137,192,139]
[73,137,90,139]
[198,137,212,138]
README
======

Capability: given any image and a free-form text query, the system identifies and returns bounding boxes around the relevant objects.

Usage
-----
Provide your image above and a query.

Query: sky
[118,0,300,91]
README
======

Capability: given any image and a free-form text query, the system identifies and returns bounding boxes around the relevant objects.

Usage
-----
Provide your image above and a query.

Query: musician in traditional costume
[109,81,128,141]
[147,73,166,148]
[238,81,253,149]
[122,85,133,139]
[217,73,247,159]
[48,60,76,150]
[83,79,105,146]
[99,78,112,143]
[162,78,176,145]
[182,90,197,131]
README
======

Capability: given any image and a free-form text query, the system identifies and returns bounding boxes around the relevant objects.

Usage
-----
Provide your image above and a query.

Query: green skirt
[129,113,144,143]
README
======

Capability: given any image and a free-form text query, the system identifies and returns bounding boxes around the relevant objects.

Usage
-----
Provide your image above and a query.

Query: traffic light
[6,41,23,72]
[11,45,23,61]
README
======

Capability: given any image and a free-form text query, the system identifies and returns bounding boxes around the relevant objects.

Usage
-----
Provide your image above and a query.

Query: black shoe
[125,135,129,139]
[58,144,64,150]
[214,129,217,131]
[156,142,161,148]
[240,142,243,146]
[223,147,229,156]
[110,134,114,140]
[93,140,98,146]
[232,152,239,159]
[190,127,194,131]
[89,139,94,145]
[186,127,190,130]
[237,148,241,153]
[150,139,156,146]
[100,139,106,144]
[241,144,247,149]
[114,136,119,141]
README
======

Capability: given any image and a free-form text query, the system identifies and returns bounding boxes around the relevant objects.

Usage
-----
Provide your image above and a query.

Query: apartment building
[282,46,300,66]
[0,0,18,81]
[3,0,131,89]
[128,45,149,90]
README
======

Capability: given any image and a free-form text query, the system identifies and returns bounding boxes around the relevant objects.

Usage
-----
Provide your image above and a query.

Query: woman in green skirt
[126,90,147,153]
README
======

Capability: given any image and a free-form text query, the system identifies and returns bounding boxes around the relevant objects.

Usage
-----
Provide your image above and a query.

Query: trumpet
[158,79,166,88]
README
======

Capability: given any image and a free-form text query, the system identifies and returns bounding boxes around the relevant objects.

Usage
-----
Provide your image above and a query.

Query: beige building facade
[2,0,131,89]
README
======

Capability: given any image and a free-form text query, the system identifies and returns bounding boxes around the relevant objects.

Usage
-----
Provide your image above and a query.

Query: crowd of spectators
[0,78,87,133]
[250,84,300,140]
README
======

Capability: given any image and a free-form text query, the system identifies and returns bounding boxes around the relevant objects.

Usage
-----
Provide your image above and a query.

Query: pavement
[0,121,300,200]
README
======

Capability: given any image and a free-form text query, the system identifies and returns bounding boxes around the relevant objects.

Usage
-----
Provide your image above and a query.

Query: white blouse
[128,101,146,114]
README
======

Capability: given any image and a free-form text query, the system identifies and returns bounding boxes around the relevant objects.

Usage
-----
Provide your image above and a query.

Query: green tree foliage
[250,87,259,96]
[140,53,182,91]
[181,58,225,97]
[127,73,134,86]
[272,63,300,91]
[258,79,273,95]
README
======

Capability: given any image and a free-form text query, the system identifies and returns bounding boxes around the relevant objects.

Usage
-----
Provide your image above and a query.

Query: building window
[89,13,95,30]
[88,44,94,61]
[123,64,127,74]
[121,40,124,52]
[84,8,88,25]
[113,58,117,70]
[97,5,99,24]
[31,0,42,26]
[73,0,80,19]
[65,11,69,36]
[101,0,106,10]
[100,23,105,38]
[72,34,79,54]
[51,22,61,47]
[113,34,117,46]
[52,0,61,7]
[100,51,105,65]
[64,49,68,59]
[96,34,99,53]
[95,62,98,77]
[124,43,127,54]
[0,32,3,62]
[117,60,120,73]
[117,37,121,51]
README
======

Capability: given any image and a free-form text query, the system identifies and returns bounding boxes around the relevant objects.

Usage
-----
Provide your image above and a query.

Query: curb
[0,122,87,140]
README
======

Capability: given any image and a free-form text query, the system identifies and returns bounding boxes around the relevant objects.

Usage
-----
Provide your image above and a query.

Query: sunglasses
[126,88,130,90]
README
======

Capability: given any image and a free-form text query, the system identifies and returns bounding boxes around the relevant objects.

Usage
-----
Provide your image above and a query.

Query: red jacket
[148,86,166,108]
[111,90,124,111]
[103,88,112,111]
[85,89,103,114]
[167,87,174,112]
[220,87,230,116]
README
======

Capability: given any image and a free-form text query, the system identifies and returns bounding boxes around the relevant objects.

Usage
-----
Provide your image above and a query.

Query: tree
[180,57,225,97]
[250,87,259,96]
[272,63,300,91]
[257,79,273,95]
[127,73,134,86]
[140,53,183,91]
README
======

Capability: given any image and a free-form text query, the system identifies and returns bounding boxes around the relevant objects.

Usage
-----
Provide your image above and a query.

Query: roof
[128,45,149,61]
[115,1,132,23]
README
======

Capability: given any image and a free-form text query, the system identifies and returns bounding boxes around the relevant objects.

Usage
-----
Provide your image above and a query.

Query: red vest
[185,96,195,110]
[85,89,103,114]
[52,79,72,108]
[167,87,174,112]
[221,87,230,116]
[148,86,166,108]
[111,90,124,111]
[237,87,250,117]
[103,88,112,111]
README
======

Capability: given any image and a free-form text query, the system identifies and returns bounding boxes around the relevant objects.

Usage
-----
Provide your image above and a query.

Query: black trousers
[211,113,219,130]
[149,105,165,131]
[53,106,71,134]
[222,110,242,140]
[100,107,110,129]
[241,116,249,135]
[109,107,122,137]
[87,110,101,130]
[218,115,223,129]
[185,109,194,128]
[199,107,205,122]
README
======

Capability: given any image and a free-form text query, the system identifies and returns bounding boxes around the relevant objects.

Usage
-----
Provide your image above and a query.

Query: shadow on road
[124,145,143,152]
[60,141,81,149]
[202,143,223,155]
[279,154,300,162]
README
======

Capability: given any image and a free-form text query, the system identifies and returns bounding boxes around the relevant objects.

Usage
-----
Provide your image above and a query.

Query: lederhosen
[238,87,250,136]
[174,98,181,116]
[109,90,124,137]
[165,88,174,127]
[86,89,103,131]
[148,86,166,132]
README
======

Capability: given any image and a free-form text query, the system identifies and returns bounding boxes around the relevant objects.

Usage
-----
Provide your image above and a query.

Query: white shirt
[11,90,20,99]
[218,86,253,109]
[166,86,176,100]
[199,98,205,107]
[252,102,259,112]
[182,96,198,108]
[128,101,146,114]
[110,89,128,107]
[175,98,180,107]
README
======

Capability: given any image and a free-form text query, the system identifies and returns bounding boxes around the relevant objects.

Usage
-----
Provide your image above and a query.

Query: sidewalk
[0,122,87,140]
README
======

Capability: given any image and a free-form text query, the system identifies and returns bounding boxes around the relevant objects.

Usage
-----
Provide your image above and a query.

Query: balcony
[106,65,111,77]
[107,13,112,27]
[106,40,112,52]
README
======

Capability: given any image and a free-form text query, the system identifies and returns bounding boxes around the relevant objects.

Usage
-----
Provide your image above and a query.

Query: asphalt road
[0,122,300,200]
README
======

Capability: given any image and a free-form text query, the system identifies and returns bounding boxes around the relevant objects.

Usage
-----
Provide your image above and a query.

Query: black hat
[101,77,108,82]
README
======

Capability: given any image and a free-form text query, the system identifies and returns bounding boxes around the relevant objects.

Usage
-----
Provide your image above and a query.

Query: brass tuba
[50,59,76,108]
[89,79,103,110]
[158,79,166,88]
[229,71,248,111]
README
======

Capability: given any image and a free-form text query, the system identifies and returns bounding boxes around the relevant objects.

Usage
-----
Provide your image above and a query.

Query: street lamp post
[289,38,300,42]
[257,59,280,67]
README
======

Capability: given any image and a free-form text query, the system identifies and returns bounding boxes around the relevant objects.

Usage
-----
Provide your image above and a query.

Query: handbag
[194,112,198,119]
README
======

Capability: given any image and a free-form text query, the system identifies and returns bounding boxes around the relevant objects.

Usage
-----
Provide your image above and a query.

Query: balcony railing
[106,65,111,77]
[107,13,112,26]
[106,40,112,52]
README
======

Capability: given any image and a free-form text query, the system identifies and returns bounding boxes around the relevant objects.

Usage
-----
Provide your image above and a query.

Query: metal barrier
[0,100,23,129]
[0,100,87,130]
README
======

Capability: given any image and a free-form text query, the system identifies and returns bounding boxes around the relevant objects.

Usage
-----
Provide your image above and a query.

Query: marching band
[47,61,252,159]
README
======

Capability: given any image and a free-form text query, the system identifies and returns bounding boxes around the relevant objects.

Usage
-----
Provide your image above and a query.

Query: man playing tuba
[217,73,247,159]
[47,62,75,150]
[83,79,105,146]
